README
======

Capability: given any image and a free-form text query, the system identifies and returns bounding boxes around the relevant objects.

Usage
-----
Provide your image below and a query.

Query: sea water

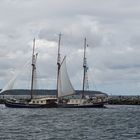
[0,105,140,140]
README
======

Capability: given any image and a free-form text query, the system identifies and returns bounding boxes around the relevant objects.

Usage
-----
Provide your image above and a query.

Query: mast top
[30,38,36,100]
[82,37,89,93]
[57,33,62,66]
[57,33,62,98]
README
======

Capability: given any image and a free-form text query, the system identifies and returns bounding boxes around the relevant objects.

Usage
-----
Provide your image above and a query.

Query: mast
[56,33,62,98]
[82,38,88,96]
[30,38,36,100]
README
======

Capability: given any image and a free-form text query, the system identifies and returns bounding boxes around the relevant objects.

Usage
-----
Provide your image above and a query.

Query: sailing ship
[4,39,57,108]
[56,37,107,108]
[2,35,107,108]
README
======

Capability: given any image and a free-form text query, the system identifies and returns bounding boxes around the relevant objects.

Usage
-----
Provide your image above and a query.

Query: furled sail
[58,56,75,97]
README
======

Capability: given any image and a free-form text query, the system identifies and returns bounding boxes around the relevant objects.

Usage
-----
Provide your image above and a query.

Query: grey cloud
[0,0,140,95]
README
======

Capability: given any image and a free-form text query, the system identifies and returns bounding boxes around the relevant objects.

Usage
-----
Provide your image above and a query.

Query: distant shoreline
[0,89,140,105]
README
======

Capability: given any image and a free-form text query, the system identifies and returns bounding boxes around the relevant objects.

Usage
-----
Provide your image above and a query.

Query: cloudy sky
[0,0,140,95]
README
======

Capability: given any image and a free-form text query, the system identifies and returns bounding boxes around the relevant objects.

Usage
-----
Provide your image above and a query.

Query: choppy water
[0,105,140,140]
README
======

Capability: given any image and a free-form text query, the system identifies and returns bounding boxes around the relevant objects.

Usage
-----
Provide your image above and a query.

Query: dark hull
[5,100,105,108]
[57,102,105,108]
[4,100,57,108]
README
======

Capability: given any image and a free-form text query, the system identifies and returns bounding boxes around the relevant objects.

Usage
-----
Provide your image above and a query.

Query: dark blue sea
[0,105,140,140]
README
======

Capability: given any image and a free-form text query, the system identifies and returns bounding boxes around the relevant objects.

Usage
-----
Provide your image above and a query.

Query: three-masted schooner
[2,35,107,108]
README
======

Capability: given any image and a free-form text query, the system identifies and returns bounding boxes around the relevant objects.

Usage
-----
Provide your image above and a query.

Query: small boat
[56,37,107,108]
[3,39,57,108]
